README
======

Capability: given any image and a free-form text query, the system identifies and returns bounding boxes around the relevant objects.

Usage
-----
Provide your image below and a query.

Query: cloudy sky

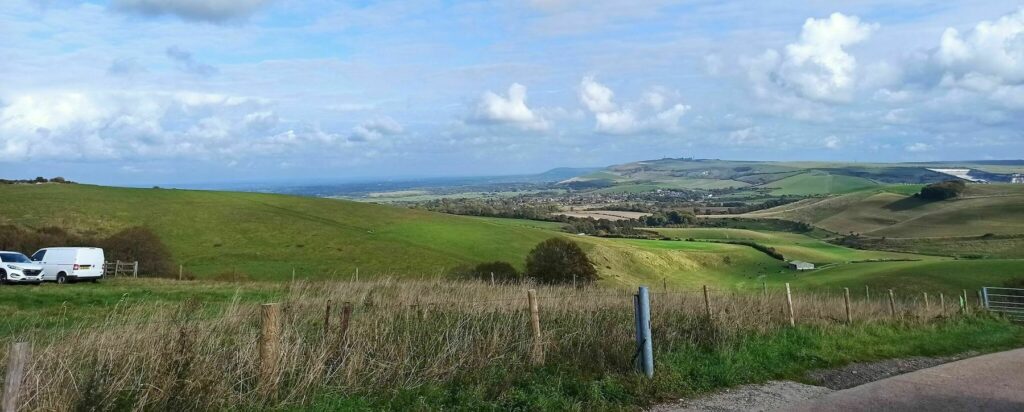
[2,1,1024,186]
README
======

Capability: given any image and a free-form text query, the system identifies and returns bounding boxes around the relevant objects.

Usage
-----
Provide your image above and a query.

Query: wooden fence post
[323,300,332,336]
[339,302,352,339]
[976,290,983,309]
[703,285,712,318]
[888,290,897,318]
[865,285,870,300]
[491,272,495,286]
[962,289,970,314]
[133,261,138,277]
[762,281,767,298]
[785,283,795,327]
[178,264,183,281]
[3,342,29,412]
[259,303,281,395]
[843,287,852,324]
[940,293,946,315]
[527,289,544,365]
[923,292,929,311]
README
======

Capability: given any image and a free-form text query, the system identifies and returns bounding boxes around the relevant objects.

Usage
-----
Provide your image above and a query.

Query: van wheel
[56,272,67,284]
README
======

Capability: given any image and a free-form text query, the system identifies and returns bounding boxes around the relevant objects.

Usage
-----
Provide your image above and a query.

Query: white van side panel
[37,248,106,281]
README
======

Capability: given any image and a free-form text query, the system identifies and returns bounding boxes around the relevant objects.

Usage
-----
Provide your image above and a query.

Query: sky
[2,0,1024,186]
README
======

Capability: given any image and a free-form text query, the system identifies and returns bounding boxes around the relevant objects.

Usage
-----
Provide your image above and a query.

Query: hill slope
[743,184,1024,237]
[0,184,564,279]
[568,158,1024,195]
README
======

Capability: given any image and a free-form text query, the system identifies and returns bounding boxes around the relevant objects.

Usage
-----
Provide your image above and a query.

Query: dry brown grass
[2,279,967,411]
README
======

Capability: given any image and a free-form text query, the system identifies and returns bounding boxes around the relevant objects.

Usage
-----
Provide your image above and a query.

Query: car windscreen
[0,253,31,263]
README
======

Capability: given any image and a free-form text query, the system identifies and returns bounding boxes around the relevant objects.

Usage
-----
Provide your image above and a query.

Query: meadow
[2,278,1021,411]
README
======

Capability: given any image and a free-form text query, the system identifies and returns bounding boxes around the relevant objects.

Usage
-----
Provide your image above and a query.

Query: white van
[31,247,105,284]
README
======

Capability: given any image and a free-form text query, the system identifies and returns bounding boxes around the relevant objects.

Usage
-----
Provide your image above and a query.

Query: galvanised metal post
[982,287,990,310]
[636,286,654,378]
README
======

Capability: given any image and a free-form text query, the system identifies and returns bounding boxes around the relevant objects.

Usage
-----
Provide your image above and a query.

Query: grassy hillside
[0,184,563,279]
[744,184,1024,237]
[570,158,1024,195]
[648,228,924,264]
[764,170,879,196]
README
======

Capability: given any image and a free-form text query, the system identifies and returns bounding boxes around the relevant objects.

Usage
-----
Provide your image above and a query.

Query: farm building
[788,261,815,271]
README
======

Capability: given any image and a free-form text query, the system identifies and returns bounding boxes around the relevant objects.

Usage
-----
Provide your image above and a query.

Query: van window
[31,250,46,262]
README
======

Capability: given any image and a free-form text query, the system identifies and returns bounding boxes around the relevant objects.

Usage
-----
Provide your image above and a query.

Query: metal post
[133,261,138,277]
[634,286,653,378]
[982,287,990,310]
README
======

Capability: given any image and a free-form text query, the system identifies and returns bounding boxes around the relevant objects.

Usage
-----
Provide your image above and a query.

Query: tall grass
[0,279,1003,410]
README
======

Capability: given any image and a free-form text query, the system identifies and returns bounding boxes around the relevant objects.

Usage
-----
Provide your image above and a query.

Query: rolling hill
[742,184,1024,237]
[1,183,1021,291]
[565,158,1024,195]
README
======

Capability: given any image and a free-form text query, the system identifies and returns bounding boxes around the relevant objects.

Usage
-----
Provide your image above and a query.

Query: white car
[0,251,45,284]
[31,247,105,284]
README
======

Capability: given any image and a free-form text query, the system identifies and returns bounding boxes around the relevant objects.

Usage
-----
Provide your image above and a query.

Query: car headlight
[6,265,16,270]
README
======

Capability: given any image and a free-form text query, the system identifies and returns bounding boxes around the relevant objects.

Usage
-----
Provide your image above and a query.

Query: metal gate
[982,287,1024,322]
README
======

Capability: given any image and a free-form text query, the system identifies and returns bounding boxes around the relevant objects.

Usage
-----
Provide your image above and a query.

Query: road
[783,348,1024,411]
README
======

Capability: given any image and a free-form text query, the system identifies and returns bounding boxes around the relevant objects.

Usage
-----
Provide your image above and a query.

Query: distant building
[1013,174,1024,184]
[788,261,815,271]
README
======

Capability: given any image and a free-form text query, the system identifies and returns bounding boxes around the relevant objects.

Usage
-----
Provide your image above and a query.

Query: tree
[525,238,598,284]
[918,180,966,200]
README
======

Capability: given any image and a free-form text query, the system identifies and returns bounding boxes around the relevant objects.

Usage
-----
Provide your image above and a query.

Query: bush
[102,227,175,276]
[918,180,966,200]
[467,261,522,283]
[0,224,174,276]
[525,238,598,284]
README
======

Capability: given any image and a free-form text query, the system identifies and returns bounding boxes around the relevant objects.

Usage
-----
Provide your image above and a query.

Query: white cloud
[112,0,272,23]
[349,117,403,142]
[937,9,1024,84]
[473,83,549,131]
[745,13,877,104]
[578,77,690,135]
[823,135,841,149]
[905,142,933,152]
[0,90,332,160]
[579,76,617,112]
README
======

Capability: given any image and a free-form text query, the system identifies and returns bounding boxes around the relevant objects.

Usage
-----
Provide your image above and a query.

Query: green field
[763,170,879,196]
[0,184,562,279]
[744,184,1024,237]
[573,158,1024,195]
[2,183,1023,294]
[648,228,925,264]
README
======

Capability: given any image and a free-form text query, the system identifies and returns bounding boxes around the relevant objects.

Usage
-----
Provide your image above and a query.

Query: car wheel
[56,272,67,284]
[0,269,6,285]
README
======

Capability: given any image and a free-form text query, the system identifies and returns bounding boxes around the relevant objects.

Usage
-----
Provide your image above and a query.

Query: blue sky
[2,0,1023,185]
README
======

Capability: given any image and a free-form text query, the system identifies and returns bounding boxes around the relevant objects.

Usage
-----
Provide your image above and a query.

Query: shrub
[918,180,966,200]
[467,261,522,283]
[525,238,598,284]
[102,227,175,276]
